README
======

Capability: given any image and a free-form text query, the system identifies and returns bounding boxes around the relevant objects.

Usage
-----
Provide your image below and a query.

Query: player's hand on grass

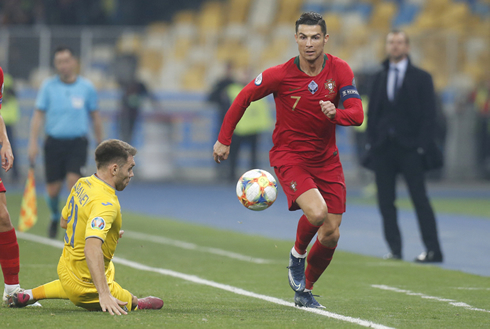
[0,142,14,172]
[213,141,230,164]
[99,292,128,315]
[320,100,336,119]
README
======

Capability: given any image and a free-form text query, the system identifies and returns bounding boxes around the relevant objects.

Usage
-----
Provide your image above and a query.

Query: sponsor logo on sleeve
[90,217,106,230]
[254,73,263,86]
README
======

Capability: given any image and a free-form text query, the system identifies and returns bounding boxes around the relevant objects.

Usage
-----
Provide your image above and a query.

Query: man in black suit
[364,30,443,263]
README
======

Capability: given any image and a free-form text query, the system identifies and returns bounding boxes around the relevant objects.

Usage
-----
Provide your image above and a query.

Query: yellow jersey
[61,174,122,283]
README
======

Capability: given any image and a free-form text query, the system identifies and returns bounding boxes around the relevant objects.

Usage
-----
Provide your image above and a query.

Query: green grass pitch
[1,193,489,328]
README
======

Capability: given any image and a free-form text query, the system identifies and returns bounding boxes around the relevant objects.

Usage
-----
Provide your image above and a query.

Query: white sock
[291,246,307,258]
[4,283,20,295]
[24,289,34,300]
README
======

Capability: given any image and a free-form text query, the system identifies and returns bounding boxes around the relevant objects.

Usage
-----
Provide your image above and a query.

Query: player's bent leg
[0,194,21,307]
[7,280,68,308]
[296,189,329,227]
[304,214,342,291]
[287,189,329,293]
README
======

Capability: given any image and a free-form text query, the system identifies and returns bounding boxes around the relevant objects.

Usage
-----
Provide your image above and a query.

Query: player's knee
[306,207,328,226]
[318,226,339,246]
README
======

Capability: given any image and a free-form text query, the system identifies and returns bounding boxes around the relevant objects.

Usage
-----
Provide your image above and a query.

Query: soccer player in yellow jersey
[7,139,163,314]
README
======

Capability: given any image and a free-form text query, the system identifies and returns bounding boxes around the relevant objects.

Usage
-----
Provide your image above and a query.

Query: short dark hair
[95,139,137,169]
[295,12,327,35]
[388,29,410,45]
[54,46,75,57]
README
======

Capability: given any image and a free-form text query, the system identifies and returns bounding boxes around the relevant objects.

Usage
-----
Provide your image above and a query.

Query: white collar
[389,57,408,73]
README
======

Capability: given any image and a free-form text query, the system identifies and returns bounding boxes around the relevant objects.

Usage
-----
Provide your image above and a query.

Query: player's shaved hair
[95,139,137,169]
[295,12,327,36]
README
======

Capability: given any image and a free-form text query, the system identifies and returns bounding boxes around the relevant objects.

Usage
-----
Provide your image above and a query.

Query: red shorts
[0,179,6,193]
[274,164,346,214]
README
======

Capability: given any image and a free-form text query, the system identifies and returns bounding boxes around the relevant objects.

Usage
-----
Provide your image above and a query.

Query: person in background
[27,46,104,239]
[470,78,490,179]
[363,30,443,263]
[119,79,149,144]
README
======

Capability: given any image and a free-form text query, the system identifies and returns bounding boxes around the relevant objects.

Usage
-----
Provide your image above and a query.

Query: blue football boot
[287,250,306,292]
[294,291,325,309]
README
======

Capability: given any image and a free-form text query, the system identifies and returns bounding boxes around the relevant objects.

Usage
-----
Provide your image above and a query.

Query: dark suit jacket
[362,57,443,171]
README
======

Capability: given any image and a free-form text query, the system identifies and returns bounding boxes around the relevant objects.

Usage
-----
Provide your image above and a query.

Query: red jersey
[0,66,3,109]
[218,54,363,167]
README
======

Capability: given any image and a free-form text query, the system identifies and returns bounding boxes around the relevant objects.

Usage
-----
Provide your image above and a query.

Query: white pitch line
[455,287,490,291]
[17,232,394,329]
[123,230,277,264]
[372,285,490,313]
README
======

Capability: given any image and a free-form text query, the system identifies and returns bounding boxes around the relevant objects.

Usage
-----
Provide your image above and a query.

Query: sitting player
[7,139,163,314]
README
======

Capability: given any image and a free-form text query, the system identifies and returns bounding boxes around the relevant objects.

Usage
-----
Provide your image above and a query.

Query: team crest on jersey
[308,80,318,94]
[90,217,106,230]
[254,73,263,86]
[325,79,336,94]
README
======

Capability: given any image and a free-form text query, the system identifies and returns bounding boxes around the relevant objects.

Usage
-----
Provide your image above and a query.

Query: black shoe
[383,252,402,260]
[415,251,443,263]
[48,221,58,239]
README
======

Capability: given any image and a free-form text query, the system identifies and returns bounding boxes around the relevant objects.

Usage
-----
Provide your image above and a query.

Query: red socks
[0,228,20,285]
[294,215,321,255]
[305,239,336,290]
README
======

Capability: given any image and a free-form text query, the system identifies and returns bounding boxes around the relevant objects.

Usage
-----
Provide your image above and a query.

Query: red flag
[18,167,37,232]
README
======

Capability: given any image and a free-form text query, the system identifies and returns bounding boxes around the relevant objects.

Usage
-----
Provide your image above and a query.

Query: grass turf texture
[1,194,489,328]
[350,196,490,219]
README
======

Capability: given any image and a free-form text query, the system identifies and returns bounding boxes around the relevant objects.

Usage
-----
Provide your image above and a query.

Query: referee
[28,46,103,239]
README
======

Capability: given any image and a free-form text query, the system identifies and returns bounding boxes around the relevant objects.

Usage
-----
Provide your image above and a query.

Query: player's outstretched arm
[85,237,128,315]
[213,140,230,163]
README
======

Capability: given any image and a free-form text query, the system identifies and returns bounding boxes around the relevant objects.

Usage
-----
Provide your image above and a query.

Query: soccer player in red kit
[213,12,363,308]
[0,67,26,306]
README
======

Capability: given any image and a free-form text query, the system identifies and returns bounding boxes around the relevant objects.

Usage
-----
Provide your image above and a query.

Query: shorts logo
[325,79,336,94]
[255,73,263,86]
[290,181,297,192]
[90,217,106,230]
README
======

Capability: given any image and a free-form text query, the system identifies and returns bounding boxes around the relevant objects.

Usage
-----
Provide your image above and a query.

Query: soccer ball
[236,169,278,211]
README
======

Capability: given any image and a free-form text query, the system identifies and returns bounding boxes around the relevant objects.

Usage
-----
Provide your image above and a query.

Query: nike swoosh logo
[102,202,113,206]
[289,87,301,91]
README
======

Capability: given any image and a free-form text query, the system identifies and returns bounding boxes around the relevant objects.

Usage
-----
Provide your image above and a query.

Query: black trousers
[373,139,442,256]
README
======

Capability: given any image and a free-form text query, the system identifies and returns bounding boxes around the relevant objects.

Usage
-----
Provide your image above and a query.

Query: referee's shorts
[44,136,88,183]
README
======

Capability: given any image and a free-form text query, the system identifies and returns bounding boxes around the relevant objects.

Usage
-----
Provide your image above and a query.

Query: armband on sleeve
[339,85,361,103]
